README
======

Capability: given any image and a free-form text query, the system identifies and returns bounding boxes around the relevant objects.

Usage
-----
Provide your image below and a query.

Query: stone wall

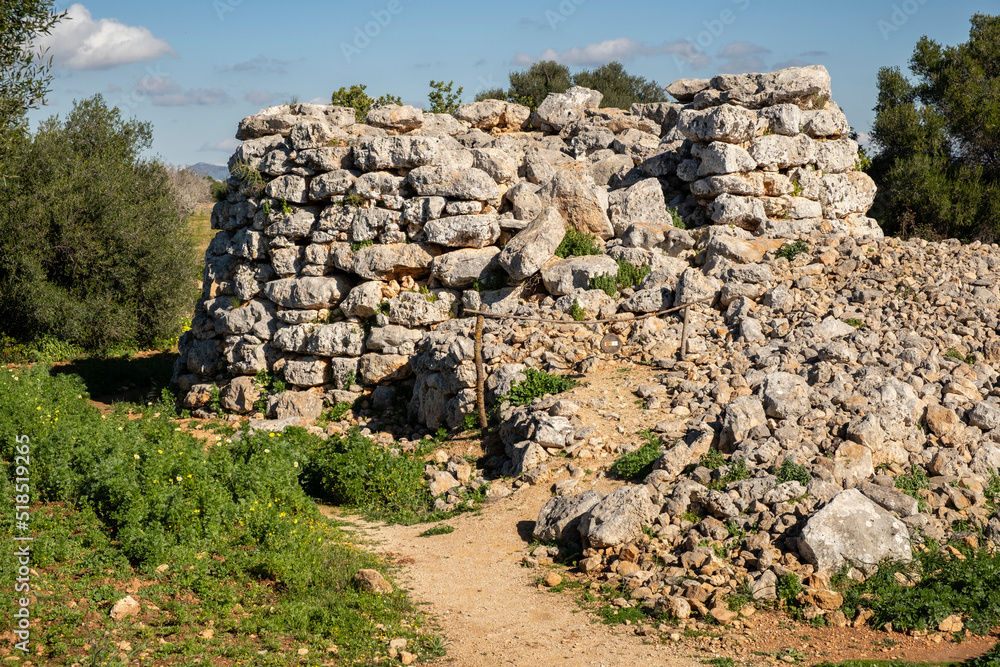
[174,65,880,427]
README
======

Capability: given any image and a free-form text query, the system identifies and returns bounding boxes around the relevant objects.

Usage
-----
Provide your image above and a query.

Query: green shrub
[0,95,199,351]
[555,228,601,258]
[616,259,651,289]
[700,449,726,470]
[610,431,663,480]
[210,179,230,202]
[427,80,463,114]
[775,459,812,486]
[708,459,751,490]
[331,84,402,123]
[569,300,587,321]
[667,206,685,229]
[505,368,579,406]
[326,402,352,422]
[775,239,809,261]
[895,466,930,511]
[419,524,455,537]
[589,273,619,297]
[230,159,265,196]
[777,573,803,603]
[837,542,1000,635]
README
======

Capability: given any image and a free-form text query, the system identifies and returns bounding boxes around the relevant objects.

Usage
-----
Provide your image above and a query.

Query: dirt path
[353,482,703,667]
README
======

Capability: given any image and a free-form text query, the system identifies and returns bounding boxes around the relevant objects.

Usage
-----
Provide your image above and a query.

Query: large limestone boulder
[351,244,438,281]
[665,78,710,103]
[454,100,531,131]
[263,276,352,310]
[272,322,365,357]
[538,171,614,240]
[424,214,501,248]
[365,104,424,132]
[677,105,758,145]
[534,491,604,546]
[532,86,603,132]
[353,136,456,171]
[540,255,619,297]
[579,485,656,549]
[607,178,670,237]
[707,65,832,110]
[220,376,260,414]
[407,166,500,204]
[798,488,912,573]
[498,207,566,282]
[431,247,501,288]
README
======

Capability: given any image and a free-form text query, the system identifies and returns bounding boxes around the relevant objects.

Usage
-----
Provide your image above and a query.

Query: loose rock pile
[533,234,1000,626]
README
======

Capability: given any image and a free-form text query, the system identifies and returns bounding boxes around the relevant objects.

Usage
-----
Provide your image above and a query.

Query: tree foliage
[427,80,463,114]
[572,61,667,108]
[476,60,666,110]
[0,0,64,129]
[869,13,1000,241]
[0,95,198,351]
[330,84,402,123]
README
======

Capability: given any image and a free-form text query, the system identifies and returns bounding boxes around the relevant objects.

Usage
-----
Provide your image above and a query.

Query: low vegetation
[555,228,601,259]
[505,368,579,407]
[0,364,443,663]
[589,260,652,297]
[610,431,664,480]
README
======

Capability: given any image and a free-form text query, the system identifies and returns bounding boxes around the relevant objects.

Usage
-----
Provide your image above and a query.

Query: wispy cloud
[136,76,232,106]
[513,37,709,68]
[199,139,241,153]
[801,50,829,57]
[222,56,292,75]
[244,90,276,105]
[716,41,771,74]
[37,3,176,70]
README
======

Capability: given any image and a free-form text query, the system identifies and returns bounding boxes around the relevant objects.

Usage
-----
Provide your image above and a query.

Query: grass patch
[418,524,455,537]
[707,459,751,490]
[700,449,726,470]
[0,364,439,665]
[844,318,867,329]
[947,348,976,364]
[505,368,579,407]
[895,466,930,512]
[776,239,809,260]
[588,260,651,297]
[775,459,812,486]
[555,228,601,259]
[610,430,664,481]
[836,542,1000,635]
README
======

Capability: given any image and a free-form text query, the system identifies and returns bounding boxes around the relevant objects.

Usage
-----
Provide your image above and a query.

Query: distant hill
[186,163,230,181]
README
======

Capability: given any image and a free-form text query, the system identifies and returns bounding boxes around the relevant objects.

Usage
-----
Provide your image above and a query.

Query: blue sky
[31,0,991,168]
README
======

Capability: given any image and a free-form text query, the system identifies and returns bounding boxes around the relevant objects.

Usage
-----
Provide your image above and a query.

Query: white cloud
[244,91,275,105]
[152,88,231,106]
[38,4,176,70]
[224,56,291,75]
[137,76,180,96]
[134,76,231,106]
[718,41,770,59]
[199,139,241,153]
[514,37,710,68]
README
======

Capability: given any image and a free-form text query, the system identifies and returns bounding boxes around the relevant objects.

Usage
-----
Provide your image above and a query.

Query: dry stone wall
[175,65,880,429]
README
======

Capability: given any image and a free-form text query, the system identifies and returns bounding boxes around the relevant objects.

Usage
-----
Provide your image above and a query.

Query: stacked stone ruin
[175,64,879,431]
[175,66,1000,625]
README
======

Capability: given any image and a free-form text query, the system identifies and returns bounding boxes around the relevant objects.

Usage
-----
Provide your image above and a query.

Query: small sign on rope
[600,334,623,355]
